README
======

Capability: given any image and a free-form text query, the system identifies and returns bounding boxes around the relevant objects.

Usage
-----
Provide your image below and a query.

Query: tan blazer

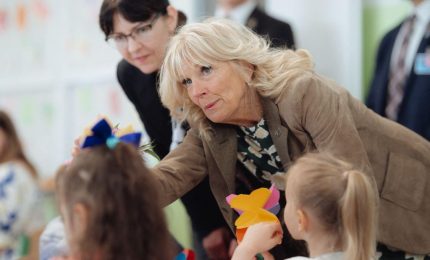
[153,73,430,254]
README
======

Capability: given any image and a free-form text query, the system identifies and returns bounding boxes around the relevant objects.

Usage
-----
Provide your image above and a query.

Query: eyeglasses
[106,14,161,50]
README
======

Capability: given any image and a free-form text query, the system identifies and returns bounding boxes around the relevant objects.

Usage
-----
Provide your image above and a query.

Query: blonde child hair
[286,153,377,260]
[232,153,377,260]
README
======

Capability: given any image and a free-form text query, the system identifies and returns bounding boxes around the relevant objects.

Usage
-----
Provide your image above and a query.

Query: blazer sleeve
[152,128,208,207]
[278,73,373,175]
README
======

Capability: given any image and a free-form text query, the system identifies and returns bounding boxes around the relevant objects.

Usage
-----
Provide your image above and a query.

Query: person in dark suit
[215,0,295,49]
[99,1,234,259]
[366,0,430,141]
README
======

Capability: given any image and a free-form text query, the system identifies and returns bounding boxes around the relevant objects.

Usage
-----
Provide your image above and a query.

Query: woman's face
[112,7,177,74]
[181,61,259,126]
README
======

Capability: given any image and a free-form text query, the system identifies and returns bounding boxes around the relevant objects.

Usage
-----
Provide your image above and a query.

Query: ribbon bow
[81,119,141,149]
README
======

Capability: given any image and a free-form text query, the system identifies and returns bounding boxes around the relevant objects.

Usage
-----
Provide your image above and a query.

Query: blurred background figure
[0,110,44,259]
[214,0,295,48]
[366,0,430,140]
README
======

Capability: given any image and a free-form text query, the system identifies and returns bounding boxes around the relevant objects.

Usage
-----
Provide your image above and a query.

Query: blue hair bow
[81,119,141,149]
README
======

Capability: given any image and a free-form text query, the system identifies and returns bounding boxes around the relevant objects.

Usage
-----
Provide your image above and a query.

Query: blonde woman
[150,18,430,259]
[232,153,377,260]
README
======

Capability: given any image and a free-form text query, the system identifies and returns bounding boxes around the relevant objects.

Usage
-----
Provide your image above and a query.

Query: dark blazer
[117,60,228,239]
[246,7,295,49]
[366,21,430,140]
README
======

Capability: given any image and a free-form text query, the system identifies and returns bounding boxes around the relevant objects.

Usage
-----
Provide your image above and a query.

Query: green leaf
[138,141,160,161]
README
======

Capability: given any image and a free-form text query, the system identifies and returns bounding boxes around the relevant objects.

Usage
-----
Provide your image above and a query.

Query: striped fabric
[385,15,417,120]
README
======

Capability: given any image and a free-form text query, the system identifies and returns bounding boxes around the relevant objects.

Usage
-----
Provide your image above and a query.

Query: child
[0,110,44,259]
[232,153,377,260]
[55,136,174,259]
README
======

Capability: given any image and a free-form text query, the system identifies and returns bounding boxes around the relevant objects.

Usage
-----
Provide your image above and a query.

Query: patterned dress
[0,162,43,259]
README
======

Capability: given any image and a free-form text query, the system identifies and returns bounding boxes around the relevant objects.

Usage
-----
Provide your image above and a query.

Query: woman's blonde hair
[287,153,377,260]
[159,18,314,136]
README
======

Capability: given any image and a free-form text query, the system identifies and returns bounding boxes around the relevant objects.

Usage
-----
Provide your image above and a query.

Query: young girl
[232,153,377,260]
[55,140,174,260]
[0,110,43,259]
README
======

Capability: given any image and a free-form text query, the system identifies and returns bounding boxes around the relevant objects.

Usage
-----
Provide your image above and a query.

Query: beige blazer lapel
[206,124,237,194]
[261,97,291,169]
[205,96,291,193]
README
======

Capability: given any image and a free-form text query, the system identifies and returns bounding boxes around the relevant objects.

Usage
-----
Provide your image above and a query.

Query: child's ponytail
[287,153,378,260]
[341,170,377,260]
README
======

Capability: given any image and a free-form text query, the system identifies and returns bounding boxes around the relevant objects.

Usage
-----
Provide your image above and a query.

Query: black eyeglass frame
[105,13,162,47]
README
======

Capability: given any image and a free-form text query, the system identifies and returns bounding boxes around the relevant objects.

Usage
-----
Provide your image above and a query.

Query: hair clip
[81,119,141,149]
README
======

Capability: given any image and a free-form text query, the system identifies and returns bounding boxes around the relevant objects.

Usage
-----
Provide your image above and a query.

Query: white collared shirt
[390,0,430,75]
[214,0,257,26]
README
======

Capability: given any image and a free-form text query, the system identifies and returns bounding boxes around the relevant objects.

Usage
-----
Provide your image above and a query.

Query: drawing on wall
[0,0,51,79]
[0,0,125,178]
[64,0,118,69]
[69,81,142,140]
[0,91,59,178]
[0,8,7,32]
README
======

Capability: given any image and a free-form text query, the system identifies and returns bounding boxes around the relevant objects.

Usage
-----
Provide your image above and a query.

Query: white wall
[0,0,203,179]
[0,0,138,178]
[171,0,198,22]
[266,0,363,99]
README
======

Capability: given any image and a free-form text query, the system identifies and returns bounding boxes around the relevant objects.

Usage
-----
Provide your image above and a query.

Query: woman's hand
[71,137,82,158]
[71,115,107,158]
[232,222,283,260]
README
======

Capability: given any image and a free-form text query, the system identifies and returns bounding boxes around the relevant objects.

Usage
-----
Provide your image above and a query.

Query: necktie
[385,15,416,120]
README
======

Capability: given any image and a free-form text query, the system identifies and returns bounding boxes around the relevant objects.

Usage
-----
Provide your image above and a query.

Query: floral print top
[236,118,286,190]
[0,162,42,259]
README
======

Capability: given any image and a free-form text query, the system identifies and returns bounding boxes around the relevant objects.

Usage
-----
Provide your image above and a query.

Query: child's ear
[165,6,178,33]
[73,203,88,237]
[296,209,308,232]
